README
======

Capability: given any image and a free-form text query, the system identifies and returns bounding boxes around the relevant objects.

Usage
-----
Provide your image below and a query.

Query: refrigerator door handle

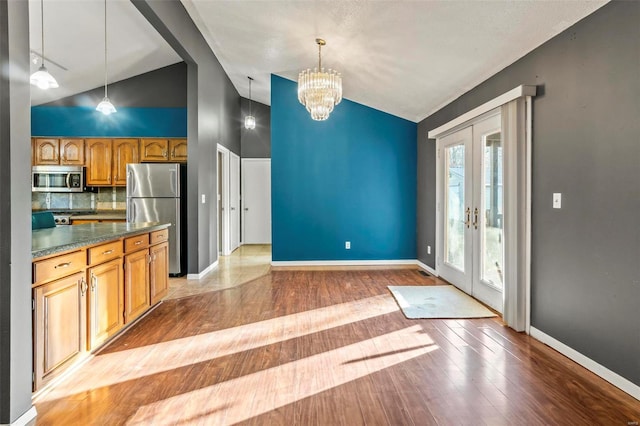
[170,168,178,196]
[128,202,136,223]
[127,170,135,196]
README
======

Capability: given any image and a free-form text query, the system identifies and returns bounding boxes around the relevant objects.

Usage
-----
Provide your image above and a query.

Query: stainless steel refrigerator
[126,163,186,276]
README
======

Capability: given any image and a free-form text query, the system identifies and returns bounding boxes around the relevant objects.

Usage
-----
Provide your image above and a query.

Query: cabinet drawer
[33,250,86,285]
[88,240,123,266]
[124,233,149,253]
[150,229,169,245]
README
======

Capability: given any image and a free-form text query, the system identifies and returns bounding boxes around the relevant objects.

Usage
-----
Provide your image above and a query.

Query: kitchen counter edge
[32,222,171,259]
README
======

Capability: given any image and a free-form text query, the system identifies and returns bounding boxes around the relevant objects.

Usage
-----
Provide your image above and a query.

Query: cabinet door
[60,138,85,165]
[88,258,123,349]
[124,249,150,323]
[169,139,187,162]
[140,139,169,162]
[150,242,169,305]
[113,139,139,186]
[33,271,87,390]
[33,138,60,165]
[85,138,113,186]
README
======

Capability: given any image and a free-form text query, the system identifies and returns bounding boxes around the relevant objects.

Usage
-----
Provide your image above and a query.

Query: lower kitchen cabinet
[124,249,151,324]
[88,258,124,350]
[33,271,87,390]
[150,241,169,305]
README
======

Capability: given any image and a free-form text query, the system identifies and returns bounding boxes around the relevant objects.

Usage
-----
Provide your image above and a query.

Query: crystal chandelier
[96,0,116,115]
[30,0,59,90]
[298,38,342,121]
[245,76,256,129]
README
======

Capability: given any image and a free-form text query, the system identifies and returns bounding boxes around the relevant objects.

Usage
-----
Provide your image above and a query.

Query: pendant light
[96,0,116,115]
[30,0,59,90]
[298,38,342,121]
[244,77,256,130]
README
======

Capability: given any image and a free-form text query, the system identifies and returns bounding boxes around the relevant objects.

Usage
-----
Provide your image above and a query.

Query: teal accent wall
[271,74,417,261]
[31,106,187,137]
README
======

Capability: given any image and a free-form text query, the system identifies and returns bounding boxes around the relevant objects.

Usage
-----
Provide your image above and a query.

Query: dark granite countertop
[32,222,170,259]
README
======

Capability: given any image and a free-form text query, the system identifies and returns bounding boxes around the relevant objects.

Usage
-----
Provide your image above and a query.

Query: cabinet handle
[163,150,167,158]
[91,274,97,291]
[80,277,88,296]
[135,241,142,245]
[147,254,152,264]
[171,149,175,158]
[464,207,471,229]
[102,249,114,255]
[55,262,71,269]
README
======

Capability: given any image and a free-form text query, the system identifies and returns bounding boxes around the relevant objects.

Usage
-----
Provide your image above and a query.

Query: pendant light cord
[40,0,45,66]
[318,42,322,70]
[248,77,253,116]
[104,0,108,98]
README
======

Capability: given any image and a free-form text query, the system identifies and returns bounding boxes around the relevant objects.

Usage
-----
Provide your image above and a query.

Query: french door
[438,112,504,312]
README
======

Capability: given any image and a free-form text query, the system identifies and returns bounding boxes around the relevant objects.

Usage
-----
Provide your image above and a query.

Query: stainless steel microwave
[32,165,85,192]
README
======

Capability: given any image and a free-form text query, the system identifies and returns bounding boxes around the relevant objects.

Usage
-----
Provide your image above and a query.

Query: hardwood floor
[33,249,640,425]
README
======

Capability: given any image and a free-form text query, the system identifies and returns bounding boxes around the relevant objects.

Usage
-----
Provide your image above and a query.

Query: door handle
[231,207,236,211]
[65,173,71,188]
[244,208,249,211]
[473,208,479,230]
[464,207,471,228]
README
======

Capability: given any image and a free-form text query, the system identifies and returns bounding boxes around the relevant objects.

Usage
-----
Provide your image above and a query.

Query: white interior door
[230,153,240,252]
[437,112,503,313]
[242,159,271,244]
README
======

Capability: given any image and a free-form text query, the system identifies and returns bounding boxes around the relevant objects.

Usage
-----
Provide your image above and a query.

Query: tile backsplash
[32,187,126,211]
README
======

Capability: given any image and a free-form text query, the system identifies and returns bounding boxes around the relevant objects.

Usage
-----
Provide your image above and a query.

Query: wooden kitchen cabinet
[140,138,169,162]
[112,138,139,186]
[33,271,87,391]
[33,138,60,165]
[124,249,150,324]
[33,138,85,166]
[169,139,187,162]
[60,139,85,165]
[85,138,113,186]
[87,257,124,350]
[149,241,169,304]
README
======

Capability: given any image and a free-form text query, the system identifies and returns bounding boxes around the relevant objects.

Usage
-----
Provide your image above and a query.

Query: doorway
[217,145,241,255]
[437,112,503,313]
[241,159,271,244]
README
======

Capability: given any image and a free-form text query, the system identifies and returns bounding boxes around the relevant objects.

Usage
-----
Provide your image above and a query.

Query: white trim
[271,259,417,267]
[525,96,533,334]
[530,327,640,401]
[217,144,231,256]
[415,260,438,276]
[428,85,536,139]
[3,406,37,426]
[186,260,219,280]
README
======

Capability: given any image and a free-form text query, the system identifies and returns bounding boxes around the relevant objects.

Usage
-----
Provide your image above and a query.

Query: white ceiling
[30,1,607,122]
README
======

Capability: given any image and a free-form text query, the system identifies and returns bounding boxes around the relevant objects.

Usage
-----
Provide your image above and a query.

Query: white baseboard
[4,406,37,426]
[271,259,417,267]
[530,326,640,401]
[415,260,438,276]
[186,260,219,280]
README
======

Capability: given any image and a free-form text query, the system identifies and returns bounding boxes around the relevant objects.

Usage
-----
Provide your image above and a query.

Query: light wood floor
[33,246,640,425]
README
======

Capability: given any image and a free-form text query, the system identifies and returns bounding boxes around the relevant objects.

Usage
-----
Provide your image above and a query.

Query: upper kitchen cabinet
[141,138,187,162]
[33,138,85,166]
[85,139,113,186]
[169,139,187,162]
[112,139,140,186]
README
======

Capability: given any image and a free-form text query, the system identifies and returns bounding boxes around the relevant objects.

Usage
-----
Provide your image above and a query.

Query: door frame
[431,85,536,332]
[217,144,230,256]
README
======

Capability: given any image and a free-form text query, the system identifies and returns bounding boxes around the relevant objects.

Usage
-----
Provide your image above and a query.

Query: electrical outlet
[345,241,351,250]
[427,245,431,255]
[201,194,206,204]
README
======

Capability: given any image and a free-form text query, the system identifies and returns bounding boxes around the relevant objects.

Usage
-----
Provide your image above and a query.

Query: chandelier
[298,38,342,121]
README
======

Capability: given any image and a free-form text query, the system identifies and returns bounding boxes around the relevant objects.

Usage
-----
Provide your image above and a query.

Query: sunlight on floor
[38,294,401,399]
[127,325,438,424]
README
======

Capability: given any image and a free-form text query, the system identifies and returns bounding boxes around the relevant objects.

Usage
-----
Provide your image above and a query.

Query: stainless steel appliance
[126,163,186,276]
[52,214,71,225]
[32,165,84,192]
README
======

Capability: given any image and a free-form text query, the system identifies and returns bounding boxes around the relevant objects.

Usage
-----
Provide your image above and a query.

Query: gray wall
[0,0,34,423]
[417,1,640,386]
[132,0,241,274]
[42,62,187,107]
[240,97,271,158]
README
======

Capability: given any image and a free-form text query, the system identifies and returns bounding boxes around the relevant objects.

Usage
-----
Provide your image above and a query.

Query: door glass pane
[445,144,465,271]
[482,132,503,288]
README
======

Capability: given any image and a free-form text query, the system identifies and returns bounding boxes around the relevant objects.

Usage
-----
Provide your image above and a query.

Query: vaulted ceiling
[30,0,607,122]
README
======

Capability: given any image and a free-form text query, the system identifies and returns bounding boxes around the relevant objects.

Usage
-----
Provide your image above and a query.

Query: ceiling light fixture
[298,38,342,121]
[30,0,59,90]
[96,0,116,115]
[245,77,256,130]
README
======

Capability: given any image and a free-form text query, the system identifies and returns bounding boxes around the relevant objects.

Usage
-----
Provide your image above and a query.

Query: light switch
[201,194,206,204]
[553,193,562,209]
